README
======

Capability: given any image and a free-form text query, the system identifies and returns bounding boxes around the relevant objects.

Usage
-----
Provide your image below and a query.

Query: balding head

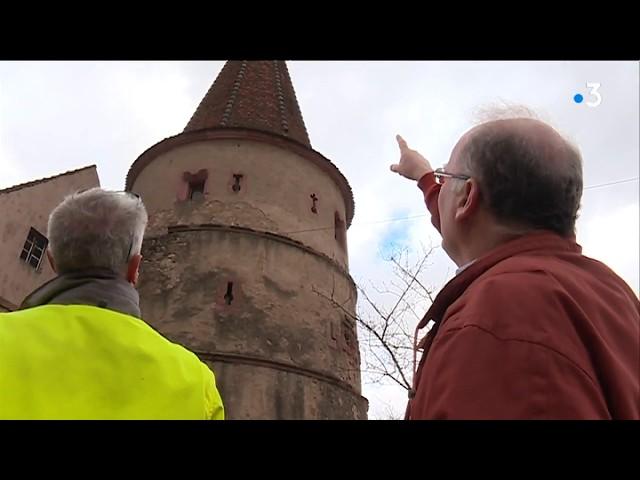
[451,115,583,237]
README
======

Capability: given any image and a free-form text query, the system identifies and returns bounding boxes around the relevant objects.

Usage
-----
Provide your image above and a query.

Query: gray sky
[1,61,638,419]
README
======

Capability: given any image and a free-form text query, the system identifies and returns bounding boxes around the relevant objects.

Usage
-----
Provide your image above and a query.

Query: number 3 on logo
[586,82,602,107]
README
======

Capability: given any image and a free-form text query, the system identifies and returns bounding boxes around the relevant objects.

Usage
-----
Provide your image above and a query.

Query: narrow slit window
[334,212,346,249]
[342,317,355,350]
[224,282,234,305]
[232,174,243,192]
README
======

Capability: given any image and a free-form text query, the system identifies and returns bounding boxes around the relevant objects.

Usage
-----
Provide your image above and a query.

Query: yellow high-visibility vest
[0,304,224,420]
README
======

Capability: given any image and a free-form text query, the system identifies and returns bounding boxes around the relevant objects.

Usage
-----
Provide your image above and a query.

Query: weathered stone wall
[137,227,367,419]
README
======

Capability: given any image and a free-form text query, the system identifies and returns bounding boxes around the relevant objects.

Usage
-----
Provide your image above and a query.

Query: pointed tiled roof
[126,61,355,226]
[184,61,311,147]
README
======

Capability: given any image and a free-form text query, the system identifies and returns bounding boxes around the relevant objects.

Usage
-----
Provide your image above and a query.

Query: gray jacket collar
[20,268,142,319]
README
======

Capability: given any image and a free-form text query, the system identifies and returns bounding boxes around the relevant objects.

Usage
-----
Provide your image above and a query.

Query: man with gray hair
[0,188,224,419]
[391,110,639,419]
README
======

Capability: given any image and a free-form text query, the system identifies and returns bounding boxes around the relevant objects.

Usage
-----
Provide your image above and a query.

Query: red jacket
[406,173,640,419]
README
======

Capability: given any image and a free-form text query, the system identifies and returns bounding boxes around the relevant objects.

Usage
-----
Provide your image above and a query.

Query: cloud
[0,88,26,189]
[578,201,640,294]
[1,61,637,418]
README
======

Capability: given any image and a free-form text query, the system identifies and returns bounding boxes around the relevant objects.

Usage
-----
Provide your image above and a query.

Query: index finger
[396,134,409,152]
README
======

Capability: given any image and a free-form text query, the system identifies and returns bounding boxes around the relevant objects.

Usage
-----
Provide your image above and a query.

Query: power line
[283,176,639,235]
[583,177,639,190]
[285,214,427,234]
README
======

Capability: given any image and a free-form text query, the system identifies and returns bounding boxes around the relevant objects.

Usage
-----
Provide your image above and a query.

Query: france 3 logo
[573,83,602,107]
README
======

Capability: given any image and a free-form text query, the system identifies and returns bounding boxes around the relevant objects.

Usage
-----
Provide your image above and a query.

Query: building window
[224,282,234,305]
[232,174,243,192]
[341,316,356,352]
[20,227,48,270]
[334,212,346,249]
[180,169,209,201]
[189,179,205,200]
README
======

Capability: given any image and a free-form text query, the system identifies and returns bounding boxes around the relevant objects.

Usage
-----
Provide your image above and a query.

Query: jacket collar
[419,231,581,330]
[20,268,142,319]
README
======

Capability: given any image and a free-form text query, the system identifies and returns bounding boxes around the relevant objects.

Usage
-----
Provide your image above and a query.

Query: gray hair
[460,103,583,237]
[472,102,542,124]
[48,188,148,274]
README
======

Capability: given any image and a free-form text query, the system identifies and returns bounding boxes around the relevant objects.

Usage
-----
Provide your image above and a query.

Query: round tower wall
[138,227,366,419]
[130,139,350,269]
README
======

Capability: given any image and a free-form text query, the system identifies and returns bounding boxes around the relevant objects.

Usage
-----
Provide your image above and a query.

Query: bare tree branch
[313,286,413,391]
[314,244,440,398]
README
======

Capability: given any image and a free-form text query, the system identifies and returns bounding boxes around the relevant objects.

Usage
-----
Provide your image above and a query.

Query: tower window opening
[224,282,234,305]
[232,174,243,192]
[342,317,355,350]
[334,212,346,249]
[181,169,208,201]
[189,180,205,200]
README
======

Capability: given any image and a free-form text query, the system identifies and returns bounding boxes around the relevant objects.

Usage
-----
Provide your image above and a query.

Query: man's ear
[46,249,57,273]
[126,253,143,286]
[454,180,481,222]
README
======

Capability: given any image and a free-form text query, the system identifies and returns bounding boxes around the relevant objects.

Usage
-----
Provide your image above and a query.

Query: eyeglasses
[433,167,471,185]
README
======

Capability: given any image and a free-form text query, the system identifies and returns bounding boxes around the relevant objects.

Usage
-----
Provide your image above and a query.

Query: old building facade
[0,166,100,311]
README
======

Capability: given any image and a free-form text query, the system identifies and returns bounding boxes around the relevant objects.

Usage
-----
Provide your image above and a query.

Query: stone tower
[125,61,368,419]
